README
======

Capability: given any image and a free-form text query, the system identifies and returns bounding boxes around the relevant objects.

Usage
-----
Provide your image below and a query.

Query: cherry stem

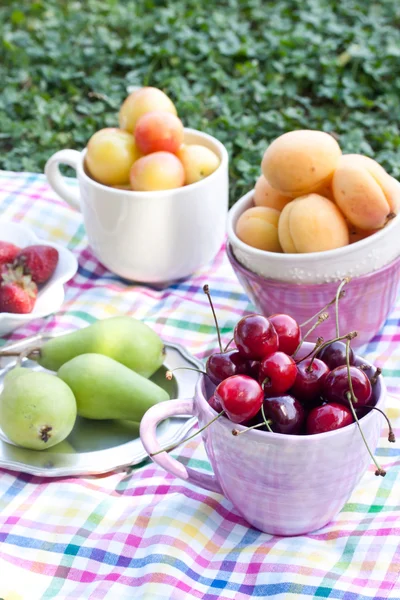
[370,368,382,386]
[293,313,329,357]
[306,331,358,364]
[299,290,346,328]
[261,403,273,433]
[295,337,324,365]
[224,337,234,352]
[364,405,396,443]
[232,419,273,436]
[165,367,208,381]
[335,278,350,338]
[203,284,223,353]
[150,410,224,456]
[345,339,386,477]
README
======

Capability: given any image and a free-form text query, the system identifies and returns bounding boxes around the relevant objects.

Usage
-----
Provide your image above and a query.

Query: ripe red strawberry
[0,267,37,313]
[14,245,59,284]
[0,241,20,266]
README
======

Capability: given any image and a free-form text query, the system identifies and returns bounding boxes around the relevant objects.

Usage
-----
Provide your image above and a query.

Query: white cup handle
[45,149,81,211]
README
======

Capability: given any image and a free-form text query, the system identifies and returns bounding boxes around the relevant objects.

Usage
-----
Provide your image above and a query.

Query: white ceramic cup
[45,129,229,283]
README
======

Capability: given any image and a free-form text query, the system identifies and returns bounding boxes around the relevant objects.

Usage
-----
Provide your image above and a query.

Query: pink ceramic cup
[140,344,386,536]
[226,244,400,349]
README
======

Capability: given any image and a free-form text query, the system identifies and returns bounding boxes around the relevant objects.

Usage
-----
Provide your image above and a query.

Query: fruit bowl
[227,190,400,285]
[140,341,386,536]
[0,222,78,336]
[226,242,400,349]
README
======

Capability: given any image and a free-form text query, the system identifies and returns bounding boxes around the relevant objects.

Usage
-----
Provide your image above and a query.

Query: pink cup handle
[140,398,223,495]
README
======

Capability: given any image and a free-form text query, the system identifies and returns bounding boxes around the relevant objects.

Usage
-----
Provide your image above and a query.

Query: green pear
[57,353,169,421]
[0,368,77,450]
[37,316,166,377]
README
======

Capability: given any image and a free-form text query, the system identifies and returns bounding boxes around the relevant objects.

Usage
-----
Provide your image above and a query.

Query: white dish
[0,221,78,336]
[227,190,400,284]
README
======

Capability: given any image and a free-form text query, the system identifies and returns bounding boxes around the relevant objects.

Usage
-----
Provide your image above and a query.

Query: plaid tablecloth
[0,170,399,600]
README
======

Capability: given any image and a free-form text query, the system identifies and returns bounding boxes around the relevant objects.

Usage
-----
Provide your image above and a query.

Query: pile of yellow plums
[85,87,220,191]
[236,130,400,254]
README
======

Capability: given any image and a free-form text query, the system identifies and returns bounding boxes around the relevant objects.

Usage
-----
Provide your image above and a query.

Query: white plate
[0,336,201,477]
[0,221,78,336]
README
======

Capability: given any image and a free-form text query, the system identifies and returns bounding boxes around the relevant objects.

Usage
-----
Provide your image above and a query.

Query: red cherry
[259,351,297,396]
[206,350,248,385]
[215,375,264,424]
[323,365,372,408]
[317,341,355,370]
[234,314,279,360]
[208,394,223,413]
[262,395,305,434]
[247,360,261,380]
[306,402,354,434]
[290,358,330,404]
[269,314,301,355]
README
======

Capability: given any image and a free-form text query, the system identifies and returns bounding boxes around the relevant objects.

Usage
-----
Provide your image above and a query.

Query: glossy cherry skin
[317,341,354,370]
[323,365,372,408]
[262,395,305,434]
[290,358,330,404]
[208,394,223,413]
[306,402,354,434]
[206,349,248,385]
[259,351,297,397]
[215,374,264,424]
[234,314,279,361]
[353,358,381,406]
[269,314,301,356]
[247,360,261,380]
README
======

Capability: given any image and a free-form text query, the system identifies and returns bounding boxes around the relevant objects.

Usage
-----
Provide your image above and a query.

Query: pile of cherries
[204,292,382,440]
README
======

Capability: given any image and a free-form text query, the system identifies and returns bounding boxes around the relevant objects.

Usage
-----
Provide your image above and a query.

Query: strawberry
[0,241,21,266]
[14,245,59,284]
[0,267,37,314]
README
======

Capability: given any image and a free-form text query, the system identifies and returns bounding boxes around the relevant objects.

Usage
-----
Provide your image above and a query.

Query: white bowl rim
[227,189,400,263]
[78,127,229,198]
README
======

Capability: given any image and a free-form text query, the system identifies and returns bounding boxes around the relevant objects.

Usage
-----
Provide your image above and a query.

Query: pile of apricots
[236,130,400,254]
[85,87,220,192]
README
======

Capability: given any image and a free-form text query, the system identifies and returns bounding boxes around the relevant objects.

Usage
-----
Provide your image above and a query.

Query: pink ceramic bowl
[226,243,400,349]
[140,344,385,537]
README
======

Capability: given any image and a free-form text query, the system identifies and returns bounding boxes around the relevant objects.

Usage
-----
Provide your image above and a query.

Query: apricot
[177,144,220,184]
[278,194,349,253]
[332,154,399,230]
[86,128,141,186]
[236,206,282,252]
[253,175,292,211]
[119,87,177,133]
[261,130,342,196]
[129,151,185,191]
[135,111,184,155]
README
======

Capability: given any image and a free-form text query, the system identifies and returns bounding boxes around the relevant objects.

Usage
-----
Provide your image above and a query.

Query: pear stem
[261,403,274,432]
[0,347,41,360]
[203,284,223,353]
[345,339,386,477]
[335,278,350,337]
[150,410,224,457]
[299,289,346,328]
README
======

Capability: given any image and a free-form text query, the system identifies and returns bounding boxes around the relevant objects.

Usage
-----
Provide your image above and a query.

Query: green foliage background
[1,0,400,205]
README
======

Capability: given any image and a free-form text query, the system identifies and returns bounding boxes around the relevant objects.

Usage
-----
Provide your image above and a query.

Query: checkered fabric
[0,171,399,600]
